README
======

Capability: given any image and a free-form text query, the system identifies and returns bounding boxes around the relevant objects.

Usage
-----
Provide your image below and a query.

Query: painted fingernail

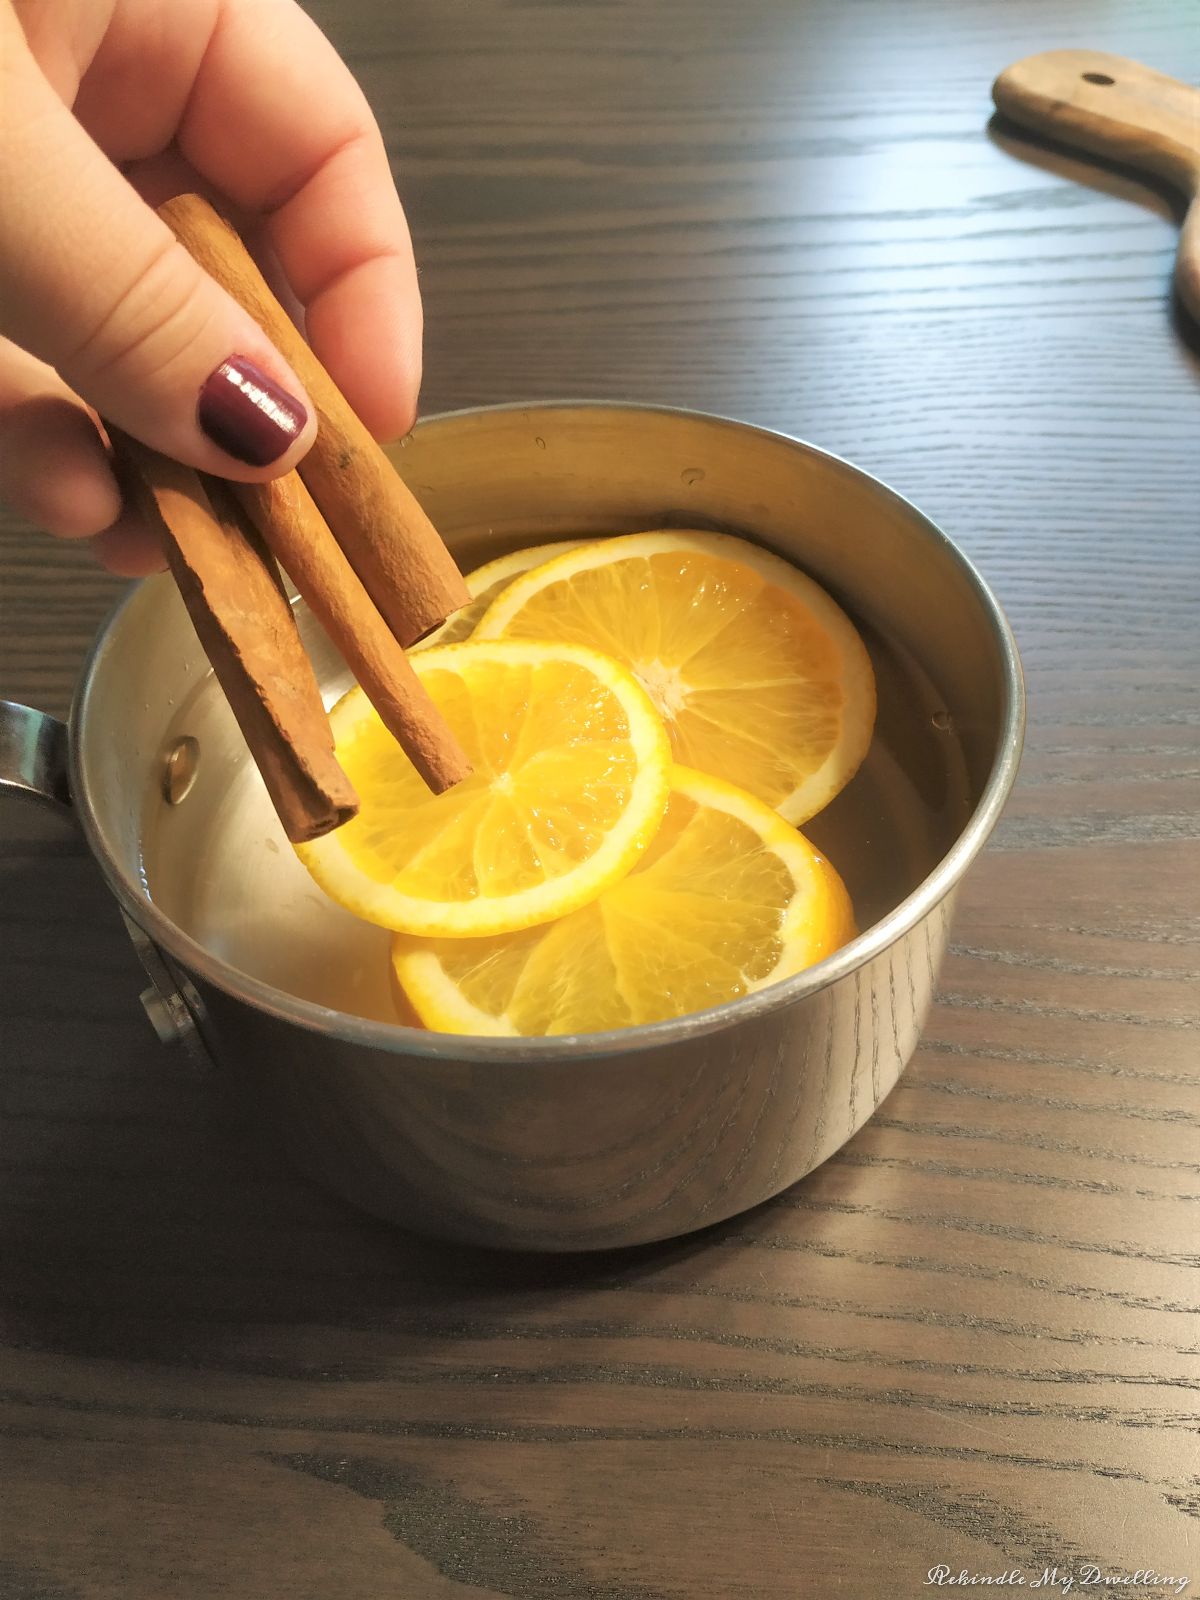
[197,355,307,466]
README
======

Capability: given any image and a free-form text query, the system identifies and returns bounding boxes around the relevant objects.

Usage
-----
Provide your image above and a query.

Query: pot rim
[70,399,1025,1063]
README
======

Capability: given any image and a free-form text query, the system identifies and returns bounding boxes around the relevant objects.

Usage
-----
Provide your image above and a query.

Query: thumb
[0,16,315,478]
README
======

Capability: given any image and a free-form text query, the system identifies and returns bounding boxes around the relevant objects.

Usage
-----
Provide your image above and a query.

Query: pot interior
[76,405,1015,1026]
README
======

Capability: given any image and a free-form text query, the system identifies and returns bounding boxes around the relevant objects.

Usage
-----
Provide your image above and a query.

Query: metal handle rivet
[139,985,186,1045]
[162,735,200,804]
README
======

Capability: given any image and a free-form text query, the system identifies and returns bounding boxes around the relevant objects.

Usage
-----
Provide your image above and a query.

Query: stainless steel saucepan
[0,403,1024,1251]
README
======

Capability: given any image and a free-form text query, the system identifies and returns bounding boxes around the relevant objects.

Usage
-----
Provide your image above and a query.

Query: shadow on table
[987,111,1200,361]
[0,827,775,1373]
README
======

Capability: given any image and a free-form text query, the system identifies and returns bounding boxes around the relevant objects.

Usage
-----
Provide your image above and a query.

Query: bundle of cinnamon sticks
[112,194,472,843]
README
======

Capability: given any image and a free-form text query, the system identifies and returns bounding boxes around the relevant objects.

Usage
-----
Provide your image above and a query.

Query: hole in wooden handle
[1081,71,1115,86]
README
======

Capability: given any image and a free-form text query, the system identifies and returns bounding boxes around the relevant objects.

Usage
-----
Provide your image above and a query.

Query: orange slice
[413,539,586,650]
[296,640,671,936]
[392,765,856,1035]
[475,529,875,823]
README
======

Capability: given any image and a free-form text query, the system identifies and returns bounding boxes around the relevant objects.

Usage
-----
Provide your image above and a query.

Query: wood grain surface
[2,0,1199,1594]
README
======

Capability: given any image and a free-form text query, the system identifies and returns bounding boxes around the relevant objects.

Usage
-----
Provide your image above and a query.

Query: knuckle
[64,236,218,393]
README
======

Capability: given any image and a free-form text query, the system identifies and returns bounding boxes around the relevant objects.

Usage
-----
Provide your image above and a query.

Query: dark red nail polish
[197,356,307,465]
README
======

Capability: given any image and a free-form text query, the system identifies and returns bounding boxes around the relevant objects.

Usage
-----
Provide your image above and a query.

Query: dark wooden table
[3,1,1198,1594]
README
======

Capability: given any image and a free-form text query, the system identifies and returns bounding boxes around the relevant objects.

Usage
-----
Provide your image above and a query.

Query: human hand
[0,0,421,574]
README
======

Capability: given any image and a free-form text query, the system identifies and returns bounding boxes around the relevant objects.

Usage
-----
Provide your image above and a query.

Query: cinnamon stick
[110,430,359,843]
[160,193,470,646]
[229,472,471,793]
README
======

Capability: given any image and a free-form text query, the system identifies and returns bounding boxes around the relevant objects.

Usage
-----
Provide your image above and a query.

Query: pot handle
[0,699,211,1065]
[0,699,72,813]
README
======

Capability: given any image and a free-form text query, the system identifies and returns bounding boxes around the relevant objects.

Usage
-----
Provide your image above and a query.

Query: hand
[0,0,422,574]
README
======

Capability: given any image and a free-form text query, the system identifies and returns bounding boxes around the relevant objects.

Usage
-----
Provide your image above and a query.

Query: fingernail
[197,355,307,466]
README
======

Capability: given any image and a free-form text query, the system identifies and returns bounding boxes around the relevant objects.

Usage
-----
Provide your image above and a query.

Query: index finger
[178,0,422,441]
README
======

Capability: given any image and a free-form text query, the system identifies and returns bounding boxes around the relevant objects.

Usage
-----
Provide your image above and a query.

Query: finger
[0,10,317,480]
[0,339,166,575]
[91,505,167,578]
[0,340,122,539]
[175,0,422,440]
[273,161,424,443]
[121,149,310,333]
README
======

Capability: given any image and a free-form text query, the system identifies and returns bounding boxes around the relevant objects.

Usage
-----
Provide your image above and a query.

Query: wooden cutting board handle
[992,49,1200,321]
